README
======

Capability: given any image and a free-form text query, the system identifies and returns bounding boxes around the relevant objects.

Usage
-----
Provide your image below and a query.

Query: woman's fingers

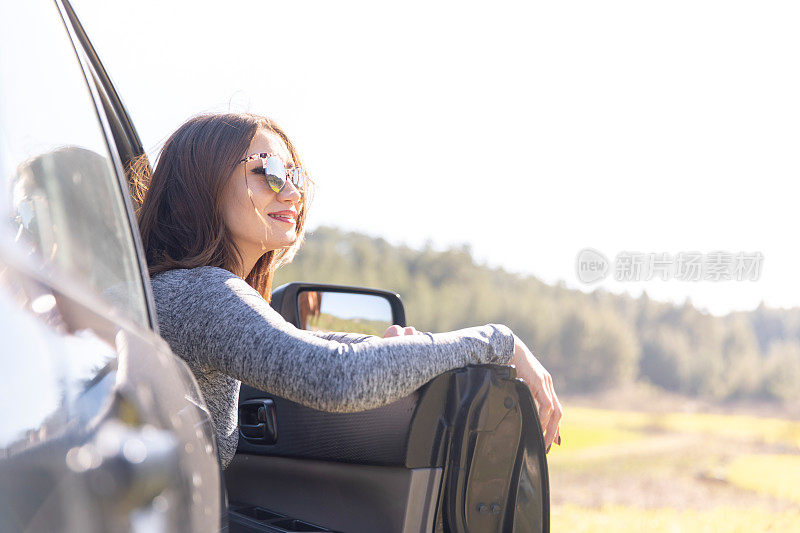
[549,376,563,448]
[383,325,403,338]
[543,393,562,453]
[541,373,563,452]
[511,334,563,454]
[536,384,559,452]
[383,325,424,338]
[534,386,552,437]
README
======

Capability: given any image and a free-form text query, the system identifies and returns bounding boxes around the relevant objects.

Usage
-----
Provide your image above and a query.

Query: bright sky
[69,0,798,316]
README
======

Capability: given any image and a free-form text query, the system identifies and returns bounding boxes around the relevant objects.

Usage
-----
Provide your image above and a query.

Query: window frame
[54,0,160,333]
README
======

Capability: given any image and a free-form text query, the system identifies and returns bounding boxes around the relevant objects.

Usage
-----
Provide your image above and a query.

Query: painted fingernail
[546,443,552,454]
[556,435,562,446]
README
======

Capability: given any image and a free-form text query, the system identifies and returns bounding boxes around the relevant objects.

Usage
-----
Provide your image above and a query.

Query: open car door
[224,283,550,533]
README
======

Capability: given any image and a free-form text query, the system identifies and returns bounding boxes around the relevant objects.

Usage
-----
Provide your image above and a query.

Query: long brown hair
[129,112,311,302]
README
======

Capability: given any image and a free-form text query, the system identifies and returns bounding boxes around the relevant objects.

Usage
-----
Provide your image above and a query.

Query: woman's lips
[268,211,296,224]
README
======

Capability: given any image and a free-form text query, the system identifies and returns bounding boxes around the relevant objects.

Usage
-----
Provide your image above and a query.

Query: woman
[132,112,562,469]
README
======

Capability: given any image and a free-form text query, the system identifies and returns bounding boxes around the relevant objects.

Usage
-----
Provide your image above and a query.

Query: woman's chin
[282,229,298,245]
[260,231,297,251]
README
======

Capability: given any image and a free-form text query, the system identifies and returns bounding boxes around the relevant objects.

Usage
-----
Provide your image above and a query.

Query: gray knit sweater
[150,266,515,469]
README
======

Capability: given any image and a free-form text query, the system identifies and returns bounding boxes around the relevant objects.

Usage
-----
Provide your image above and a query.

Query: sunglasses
[239,153,306,194]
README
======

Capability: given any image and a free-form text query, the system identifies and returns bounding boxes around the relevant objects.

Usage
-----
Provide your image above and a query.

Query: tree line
[274,226,800,403]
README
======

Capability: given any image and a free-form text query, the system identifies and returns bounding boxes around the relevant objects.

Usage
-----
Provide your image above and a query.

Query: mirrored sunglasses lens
[263,156,287,192]
[292,168,306,189]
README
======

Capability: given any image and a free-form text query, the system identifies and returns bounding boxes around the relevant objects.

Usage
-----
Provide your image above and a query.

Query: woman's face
[221,127,303,269]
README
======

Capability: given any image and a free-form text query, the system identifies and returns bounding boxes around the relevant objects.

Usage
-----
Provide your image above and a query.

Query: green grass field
[548,405,800,531]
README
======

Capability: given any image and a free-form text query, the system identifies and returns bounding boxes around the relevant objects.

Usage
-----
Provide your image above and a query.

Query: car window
[0,0,149,328]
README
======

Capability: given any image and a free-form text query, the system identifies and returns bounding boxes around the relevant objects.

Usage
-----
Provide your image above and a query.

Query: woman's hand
[383,325,424,338]
[382,325,562,452]
[510,334,563,453]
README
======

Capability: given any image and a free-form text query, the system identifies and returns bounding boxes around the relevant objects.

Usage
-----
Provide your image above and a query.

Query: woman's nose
[278,179,302,204]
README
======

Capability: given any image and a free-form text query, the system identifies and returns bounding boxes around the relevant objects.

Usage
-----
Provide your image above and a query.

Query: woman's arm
[156,266,513,413]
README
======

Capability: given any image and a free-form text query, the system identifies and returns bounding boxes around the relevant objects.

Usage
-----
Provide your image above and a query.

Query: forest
[274,226,800,403]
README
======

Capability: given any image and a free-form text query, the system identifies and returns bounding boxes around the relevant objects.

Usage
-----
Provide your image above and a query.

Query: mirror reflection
[298,290,393,336]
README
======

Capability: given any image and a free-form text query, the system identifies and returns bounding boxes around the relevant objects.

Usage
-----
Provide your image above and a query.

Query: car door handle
[238,399,277,444]
[67,420,180,511]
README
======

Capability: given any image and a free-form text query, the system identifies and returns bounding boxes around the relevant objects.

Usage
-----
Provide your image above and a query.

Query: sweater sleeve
[158,266,515,413]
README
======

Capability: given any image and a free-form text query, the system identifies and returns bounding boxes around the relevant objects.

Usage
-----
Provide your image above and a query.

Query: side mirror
[270,283,406,336]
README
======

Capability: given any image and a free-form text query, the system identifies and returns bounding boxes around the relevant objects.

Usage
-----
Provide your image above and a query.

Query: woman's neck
[239,249,269,279]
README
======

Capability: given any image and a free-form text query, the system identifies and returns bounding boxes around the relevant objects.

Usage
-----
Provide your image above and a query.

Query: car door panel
[226,362,549,532]
[227,457,441,533]
[236,385,420,465]
[435,367,549,533]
